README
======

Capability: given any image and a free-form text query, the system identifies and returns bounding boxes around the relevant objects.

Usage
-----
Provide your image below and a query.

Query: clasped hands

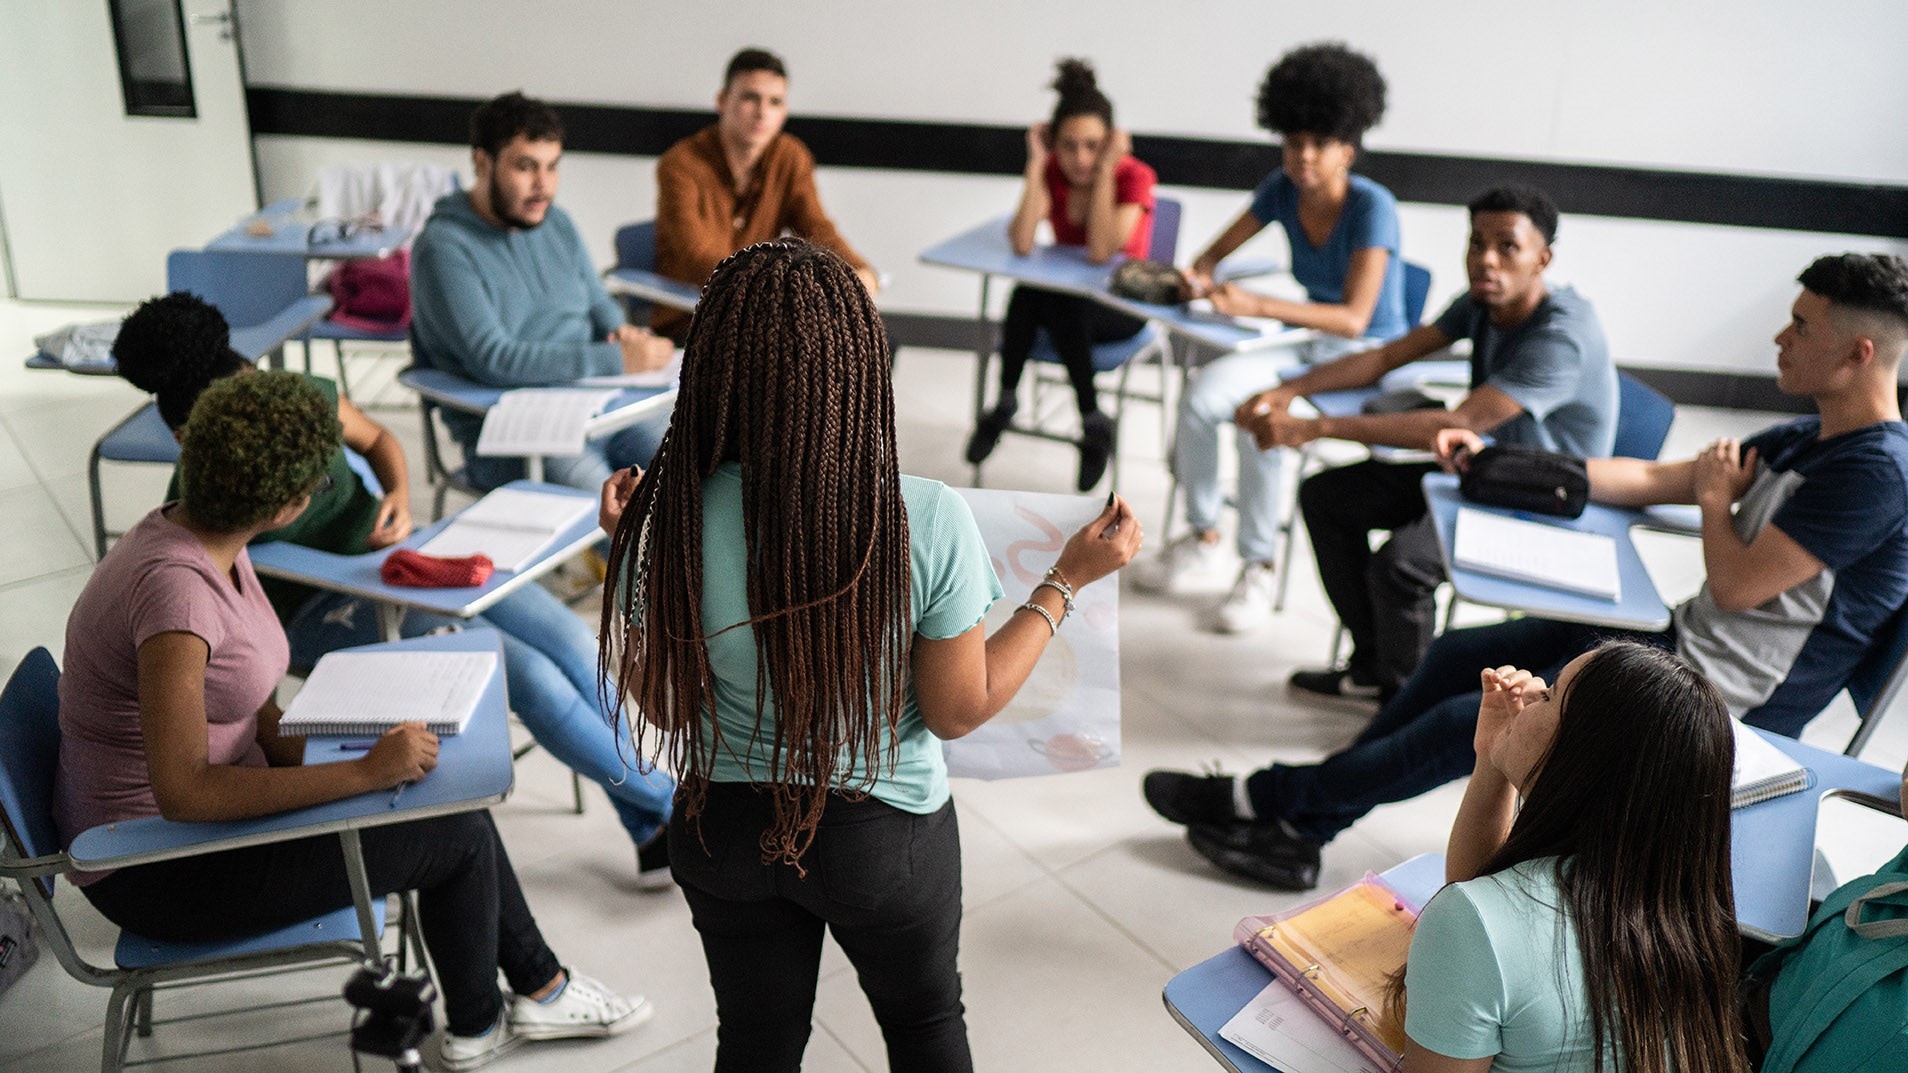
[1233,386,1316,449]
[1693,437,1758,509]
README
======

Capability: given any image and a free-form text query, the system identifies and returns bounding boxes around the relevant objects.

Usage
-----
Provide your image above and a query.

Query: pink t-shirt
[54,507,288,883]
[1043,155,1158,259]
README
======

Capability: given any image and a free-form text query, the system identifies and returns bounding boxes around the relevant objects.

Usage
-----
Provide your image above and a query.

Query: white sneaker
[435,1009,521,1071]
[1132,533,1227,594]
[1214,563,1278,633]
[508,968,653,1041]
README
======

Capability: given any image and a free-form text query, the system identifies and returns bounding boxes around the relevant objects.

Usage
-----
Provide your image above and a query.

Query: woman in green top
[1400,641,1747,1073]
[598,241,1142,1072]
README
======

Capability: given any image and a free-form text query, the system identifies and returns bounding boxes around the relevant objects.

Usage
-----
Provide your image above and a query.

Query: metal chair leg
[134,986,154,1037]
[572,772,585,815]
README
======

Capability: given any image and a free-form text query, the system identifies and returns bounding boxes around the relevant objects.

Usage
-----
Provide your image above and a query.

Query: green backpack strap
[1761,874,1908,1073]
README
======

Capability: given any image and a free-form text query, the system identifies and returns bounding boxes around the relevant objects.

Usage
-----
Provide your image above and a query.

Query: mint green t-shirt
[696,464,1002,813]
[1404,857,1604,1072]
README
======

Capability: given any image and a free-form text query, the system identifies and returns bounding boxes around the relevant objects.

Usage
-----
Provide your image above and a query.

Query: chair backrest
[1402,261,1433,327]
[1613,371,1676,460]
[165,249,310,331]
[614,221,657,273]
[1148,198,1182,264]
[0,649,64,897]
[1845,602,1908,756]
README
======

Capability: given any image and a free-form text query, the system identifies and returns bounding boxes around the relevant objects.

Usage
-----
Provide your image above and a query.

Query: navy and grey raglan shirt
[1674,416,1908,736]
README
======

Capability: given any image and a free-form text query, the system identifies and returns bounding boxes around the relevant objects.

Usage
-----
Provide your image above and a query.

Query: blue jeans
[1171,335,1376,562]
[461,414,669,493]
[1244,617,1668,843]
[284,583,674,846]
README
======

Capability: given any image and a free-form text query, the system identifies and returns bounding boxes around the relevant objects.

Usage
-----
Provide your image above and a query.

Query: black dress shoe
[1186,820,1322,891]
[1142,770,1238,827]
[1076,411,1114,491]
[1288,666,1384,701]
[965,403,1017,465]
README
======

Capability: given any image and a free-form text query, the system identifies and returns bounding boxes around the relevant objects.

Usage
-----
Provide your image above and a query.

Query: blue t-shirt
[1431,286,1617,458]
[696,465,1003,813]
[1248,172,1409,341]
[1675,417,1908,735]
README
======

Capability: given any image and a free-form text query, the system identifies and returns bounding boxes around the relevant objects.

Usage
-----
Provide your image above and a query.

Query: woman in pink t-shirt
[54,373,646,1070]
[964,58,1158,492]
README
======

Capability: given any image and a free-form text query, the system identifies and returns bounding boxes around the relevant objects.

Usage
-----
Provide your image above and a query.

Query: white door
[0,0,257,302]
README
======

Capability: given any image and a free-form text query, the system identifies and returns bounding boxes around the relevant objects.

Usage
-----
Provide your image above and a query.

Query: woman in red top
[965,59,1157,492]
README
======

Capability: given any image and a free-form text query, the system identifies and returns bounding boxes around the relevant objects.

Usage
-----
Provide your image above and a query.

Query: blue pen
[389,782,408,809]
[337,741,377,752]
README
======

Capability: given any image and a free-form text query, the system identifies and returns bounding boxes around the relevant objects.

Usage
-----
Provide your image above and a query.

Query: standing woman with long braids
[599,241,1141,1072]
[1399,641,1747,1073]
[964,57,1157,492]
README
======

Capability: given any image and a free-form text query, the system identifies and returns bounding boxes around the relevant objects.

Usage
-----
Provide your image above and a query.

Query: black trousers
[672,783,972,1073]
[1299,459,1447,692]
[994,284,1145,417]
[82,810,560,1036]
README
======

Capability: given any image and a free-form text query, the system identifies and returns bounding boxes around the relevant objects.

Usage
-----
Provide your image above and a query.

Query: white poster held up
[946,487,1121,780]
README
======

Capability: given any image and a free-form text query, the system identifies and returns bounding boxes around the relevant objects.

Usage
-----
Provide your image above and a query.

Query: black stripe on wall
[247,87,1908,239]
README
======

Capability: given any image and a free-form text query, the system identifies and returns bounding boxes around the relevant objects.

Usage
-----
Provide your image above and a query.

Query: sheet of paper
[474,388,618,457]
[577,352,683,389]
[944,488,1120,780]
[1453,507,1620,601]
[417,487,596,571]
[1731,718,1811,807]
[1218,981,1385,1073]
[279,651,498,735]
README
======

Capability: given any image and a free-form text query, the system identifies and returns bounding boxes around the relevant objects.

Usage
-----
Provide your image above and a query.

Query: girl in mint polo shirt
[1400,642,1748,1072]
[600,242,1140,1073]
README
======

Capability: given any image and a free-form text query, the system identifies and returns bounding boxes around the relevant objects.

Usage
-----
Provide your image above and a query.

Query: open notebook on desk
[278,649,498,736]
[1452,506,1621,601]
[418,486,597,571]
[1733,720,1813,808]
[474,388,620,457]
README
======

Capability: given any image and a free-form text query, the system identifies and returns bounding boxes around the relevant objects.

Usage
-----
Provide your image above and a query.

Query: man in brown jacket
[653,48,879,339]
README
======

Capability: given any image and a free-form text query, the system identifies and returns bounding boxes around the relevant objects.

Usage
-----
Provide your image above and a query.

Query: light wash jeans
[284,582,674,846]
[1171,335,1378,563]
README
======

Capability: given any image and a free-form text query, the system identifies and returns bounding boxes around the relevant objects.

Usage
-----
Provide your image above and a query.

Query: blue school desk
[919,216,1318,356]
[602,267,702,314]
[1420,472,1673,631]
[66,629,513,962]
[1165,737,1902,1068]
[247,480,600,642]
[205,197,418,260]
[397,366,677,484]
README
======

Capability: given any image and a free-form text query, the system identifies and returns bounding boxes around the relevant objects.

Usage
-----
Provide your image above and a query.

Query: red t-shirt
[1044,155,1157,259]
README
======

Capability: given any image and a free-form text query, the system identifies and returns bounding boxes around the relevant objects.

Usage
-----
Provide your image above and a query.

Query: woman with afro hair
[1140,42,1410,633]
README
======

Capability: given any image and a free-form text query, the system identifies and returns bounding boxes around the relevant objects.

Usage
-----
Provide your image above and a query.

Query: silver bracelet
[1018,601,1059,636]
[1033,579,1076,620]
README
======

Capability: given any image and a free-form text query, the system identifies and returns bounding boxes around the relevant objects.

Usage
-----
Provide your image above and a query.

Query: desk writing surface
[68,630,512,871]
[248,480,600,620]
[919,216,1315,354]
[1163,854,1446,1073]
[24,295,332,376]
[1422,473,1671,631]
[1304,359,1473,420]
[206,197,417,259]
[603,267,702,313]
[1736,729,1902,941]
[398,366,675,429]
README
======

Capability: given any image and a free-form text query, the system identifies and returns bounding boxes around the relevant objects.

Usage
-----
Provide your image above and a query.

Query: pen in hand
[389,782,408,809]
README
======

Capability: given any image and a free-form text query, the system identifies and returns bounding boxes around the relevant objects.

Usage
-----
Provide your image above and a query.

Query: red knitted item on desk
[380,549,494,588]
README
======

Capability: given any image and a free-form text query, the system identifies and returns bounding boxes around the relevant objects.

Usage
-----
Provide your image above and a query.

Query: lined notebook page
[1452,507,1621,601]
[278,651,498,736]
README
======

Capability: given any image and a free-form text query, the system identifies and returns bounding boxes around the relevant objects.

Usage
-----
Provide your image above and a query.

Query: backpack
[326,249,412,333]
[1748,845,1908,1073]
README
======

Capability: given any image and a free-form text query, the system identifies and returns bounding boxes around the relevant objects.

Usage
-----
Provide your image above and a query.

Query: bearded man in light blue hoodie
[412,91,676,492]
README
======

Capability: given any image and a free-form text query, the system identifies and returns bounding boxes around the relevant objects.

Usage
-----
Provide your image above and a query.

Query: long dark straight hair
[598,241,910,866]
[1473,641,1746,1073]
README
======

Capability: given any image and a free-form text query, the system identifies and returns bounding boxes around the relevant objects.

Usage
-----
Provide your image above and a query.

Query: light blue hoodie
[410,191,624,443]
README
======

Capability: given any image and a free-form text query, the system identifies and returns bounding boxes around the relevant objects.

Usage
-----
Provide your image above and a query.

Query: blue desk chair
[0,649,416,1073]
[1844,603,1908,757]
[397,363,487,521]
[612,220,660,326]
[972,197,1184,492]
[87,404,179,560]
[1613,371,1675,461]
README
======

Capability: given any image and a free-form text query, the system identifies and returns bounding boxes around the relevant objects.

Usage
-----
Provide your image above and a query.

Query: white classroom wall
[236,0,1908,376]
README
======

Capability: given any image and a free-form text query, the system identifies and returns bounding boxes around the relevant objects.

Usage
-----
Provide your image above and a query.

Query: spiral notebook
[278,650,498,737]
[1732,719,1814,808]
[1229,875,1420,1072]
[1452,507,1620,602]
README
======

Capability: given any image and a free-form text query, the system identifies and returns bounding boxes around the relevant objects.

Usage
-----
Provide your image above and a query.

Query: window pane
[108,0,197,118]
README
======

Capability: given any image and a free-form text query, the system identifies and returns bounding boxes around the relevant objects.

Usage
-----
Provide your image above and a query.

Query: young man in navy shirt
[1146,252,1908,889]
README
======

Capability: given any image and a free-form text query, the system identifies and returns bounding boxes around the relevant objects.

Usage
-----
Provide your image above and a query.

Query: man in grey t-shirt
[1236,185,1616,698]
